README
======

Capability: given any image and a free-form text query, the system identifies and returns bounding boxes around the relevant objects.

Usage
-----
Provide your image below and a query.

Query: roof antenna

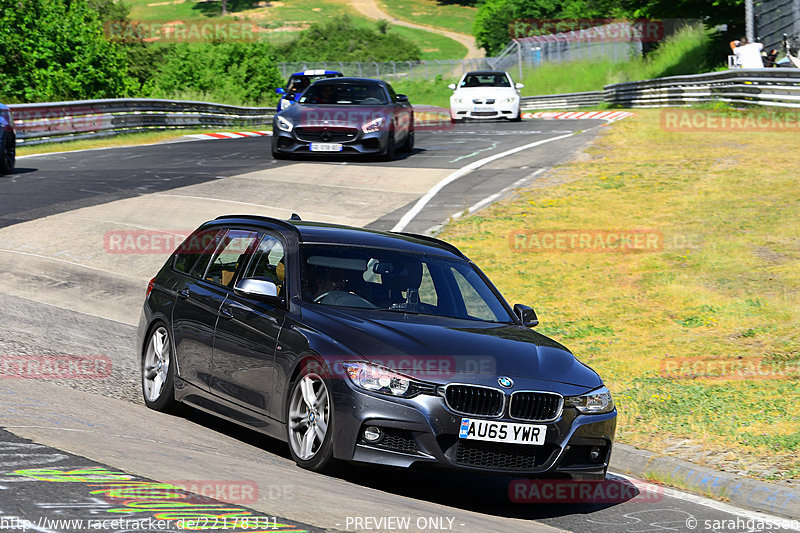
[290,213,302,220]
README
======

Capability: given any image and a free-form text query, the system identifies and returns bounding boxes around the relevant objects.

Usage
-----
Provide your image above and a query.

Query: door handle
[219,306,233,319]
[177,288,190,299]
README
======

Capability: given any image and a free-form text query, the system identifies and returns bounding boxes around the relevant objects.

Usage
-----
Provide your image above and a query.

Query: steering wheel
[314,291,377,308]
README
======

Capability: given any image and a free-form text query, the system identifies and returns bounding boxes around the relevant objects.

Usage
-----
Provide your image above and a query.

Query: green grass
[519,24,718,96]
[378,0,476,35]
[391,76,453,107]
[124,0,466,59]
[439,107,800,482]
[390,25,466,59]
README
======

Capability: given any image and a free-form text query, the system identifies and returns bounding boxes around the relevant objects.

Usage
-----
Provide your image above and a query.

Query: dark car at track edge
[271,78,414,161]
[0,103,15,174]
[137,215,616,478]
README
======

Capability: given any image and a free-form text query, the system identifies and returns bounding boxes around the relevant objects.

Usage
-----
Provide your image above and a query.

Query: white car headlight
[342,362,427,397]
[503,96,518,103]
[276,115,293,132]
[362,117,384,133]
[564,386,614,414]
[279,98,292,110]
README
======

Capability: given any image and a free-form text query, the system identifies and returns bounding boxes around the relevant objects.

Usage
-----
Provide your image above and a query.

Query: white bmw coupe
[449,71,524,122]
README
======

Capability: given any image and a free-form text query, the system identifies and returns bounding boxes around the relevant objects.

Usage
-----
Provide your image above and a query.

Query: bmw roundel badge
[498,376,513,388]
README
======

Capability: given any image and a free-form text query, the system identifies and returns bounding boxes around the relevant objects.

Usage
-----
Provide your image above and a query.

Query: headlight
[279,99,292,110]
[564,386,614,414]
[503,97,518,103]
[362,117,384,133]
[342,362,426,397]
[276,115,293,132]
[452,97,463,104]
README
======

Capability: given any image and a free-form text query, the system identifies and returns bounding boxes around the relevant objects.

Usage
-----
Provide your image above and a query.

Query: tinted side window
[173,229,222,275]
[204,230,259,287]
[242,234,286,291]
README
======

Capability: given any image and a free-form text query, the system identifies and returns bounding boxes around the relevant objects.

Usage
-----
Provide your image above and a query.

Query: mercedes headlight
[564,386,614,414]
[276,115,294,132]
[362,117,384,133]
[342,362,427,397]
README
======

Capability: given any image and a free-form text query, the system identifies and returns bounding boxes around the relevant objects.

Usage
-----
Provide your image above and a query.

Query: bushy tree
[0,0,135,102]
[149,41,284,105]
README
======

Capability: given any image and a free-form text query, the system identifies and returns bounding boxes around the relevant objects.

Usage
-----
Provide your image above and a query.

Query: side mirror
[396,93,409,102]
[275,87,286,95]
[513,304,538,327]
[235,278,281,301]
[515,82,525,89]
[448,83,457,90]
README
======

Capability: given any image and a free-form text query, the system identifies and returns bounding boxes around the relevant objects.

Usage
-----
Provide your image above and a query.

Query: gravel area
[0,293,142,404]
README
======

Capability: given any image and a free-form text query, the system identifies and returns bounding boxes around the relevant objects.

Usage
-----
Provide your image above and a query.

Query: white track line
[611,472,800,530]
[391,132,575,232]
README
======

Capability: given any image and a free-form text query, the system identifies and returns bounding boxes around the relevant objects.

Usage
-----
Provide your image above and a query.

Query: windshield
[299,244,515,323]
[460,73,511,88]
[299,83,388,105]
[287,73,340,94]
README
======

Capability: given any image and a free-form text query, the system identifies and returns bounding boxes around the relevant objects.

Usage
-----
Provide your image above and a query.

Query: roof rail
[394,232,466,258]
[213,214,302,235]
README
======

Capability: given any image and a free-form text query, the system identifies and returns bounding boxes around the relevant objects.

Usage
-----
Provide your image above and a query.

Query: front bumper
[329,376,616,477]
[272,128,389,155]
[450,102,520,120]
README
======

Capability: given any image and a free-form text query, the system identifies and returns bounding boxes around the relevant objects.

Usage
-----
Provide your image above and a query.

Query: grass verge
[15,128,223,156]
[439,107,800,483]
[125,0,465,59]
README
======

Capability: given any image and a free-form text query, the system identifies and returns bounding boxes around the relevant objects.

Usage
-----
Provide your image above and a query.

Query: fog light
[363,426,383,443]
[589,446,602,462]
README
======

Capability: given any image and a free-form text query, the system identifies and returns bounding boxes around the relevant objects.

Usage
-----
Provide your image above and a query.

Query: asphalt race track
[0,119,796,533]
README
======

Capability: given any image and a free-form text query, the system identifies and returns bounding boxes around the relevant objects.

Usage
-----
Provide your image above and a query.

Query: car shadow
[181,407,638,521]
[3,167,37,176]
[340,464,640,519]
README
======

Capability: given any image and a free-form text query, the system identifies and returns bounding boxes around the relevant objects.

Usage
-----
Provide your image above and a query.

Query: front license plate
[310,143,343,152]
[473,106,494,112]
[459,418,546,445]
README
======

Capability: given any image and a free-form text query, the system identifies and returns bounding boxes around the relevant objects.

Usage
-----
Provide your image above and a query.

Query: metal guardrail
[11,69,800,146]
[9,98,277,146]
[520,90,604,110]
[603,68,800,108]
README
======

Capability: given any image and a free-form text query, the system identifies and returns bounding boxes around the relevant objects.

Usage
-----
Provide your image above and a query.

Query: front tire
[142,323,180,412]
[380,130,396,161]
[286,368,339,473]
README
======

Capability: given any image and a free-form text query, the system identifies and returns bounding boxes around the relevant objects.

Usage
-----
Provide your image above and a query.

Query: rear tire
[0,133,14,175]
[402,128,415,153]
[142,323,180,413]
